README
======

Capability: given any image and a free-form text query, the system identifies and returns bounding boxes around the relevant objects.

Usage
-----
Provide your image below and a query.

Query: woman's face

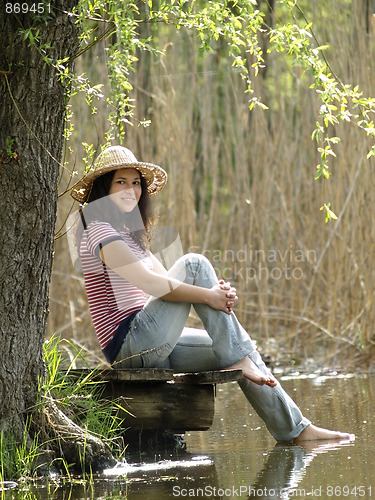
[108,168,142,213]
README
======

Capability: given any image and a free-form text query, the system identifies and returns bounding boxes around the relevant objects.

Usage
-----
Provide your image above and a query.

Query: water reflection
[103,456,213,476]
[247,440,355,499]
[185,374,373,499]
[2,374,374,499]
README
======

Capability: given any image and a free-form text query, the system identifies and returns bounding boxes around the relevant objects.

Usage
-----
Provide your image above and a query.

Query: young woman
[71,145,352,444]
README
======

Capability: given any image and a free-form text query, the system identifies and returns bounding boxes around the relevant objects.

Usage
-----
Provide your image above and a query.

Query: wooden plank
[68,368,174,383]
[172,369,243,385]
[96,368,174,383]
[67,368,243,384]
[108,382,215,431]
[64,368,243,431]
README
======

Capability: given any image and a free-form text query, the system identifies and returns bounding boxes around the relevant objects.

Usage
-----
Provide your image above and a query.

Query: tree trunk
[0,1,113,471]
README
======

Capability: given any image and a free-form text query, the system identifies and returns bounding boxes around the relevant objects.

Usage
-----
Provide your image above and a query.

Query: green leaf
[320,203,338,223]
[314,44,330,51]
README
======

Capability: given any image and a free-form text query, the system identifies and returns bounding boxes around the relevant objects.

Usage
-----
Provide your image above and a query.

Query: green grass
[0,335,128,483]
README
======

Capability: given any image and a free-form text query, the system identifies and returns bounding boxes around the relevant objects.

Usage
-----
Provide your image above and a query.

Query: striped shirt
[80,221,152,354]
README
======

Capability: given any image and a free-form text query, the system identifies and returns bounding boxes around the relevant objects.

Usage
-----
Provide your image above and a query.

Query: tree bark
[0,1,114,471]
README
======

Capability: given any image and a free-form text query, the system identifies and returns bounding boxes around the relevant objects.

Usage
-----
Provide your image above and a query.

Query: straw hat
[70,146,167,203]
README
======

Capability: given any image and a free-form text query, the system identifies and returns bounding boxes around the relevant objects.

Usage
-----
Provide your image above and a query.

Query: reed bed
[49,2,375,369]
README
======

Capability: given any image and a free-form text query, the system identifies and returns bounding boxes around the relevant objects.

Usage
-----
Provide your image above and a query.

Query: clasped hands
[218,279,238,314]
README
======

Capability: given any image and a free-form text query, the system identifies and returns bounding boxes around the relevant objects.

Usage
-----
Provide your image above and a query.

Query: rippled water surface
[3,373,374,499]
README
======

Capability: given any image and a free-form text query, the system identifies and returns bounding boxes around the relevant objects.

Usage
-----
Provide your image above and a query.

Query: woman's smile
[109,168,142,212]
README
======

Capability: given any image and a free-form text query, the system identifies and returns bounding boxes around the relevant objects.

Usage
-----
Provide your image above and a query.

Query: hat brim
[70,161,167,203]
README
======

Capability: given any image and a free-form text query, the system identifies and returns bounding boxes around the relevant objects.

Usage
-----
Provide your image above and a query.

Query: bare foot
[293,424,355,444]
[224,356,277,387]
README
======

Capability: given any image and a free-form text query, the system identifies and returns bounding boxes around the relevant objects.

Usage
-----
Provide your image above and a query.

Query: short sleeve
[85,221,123,257]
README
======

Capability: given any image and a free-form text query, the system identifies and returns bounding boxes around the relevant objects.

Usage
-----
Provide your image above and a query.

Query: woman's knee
[169,252,216,284]
[184,252,212,268]
[170,252,210,273]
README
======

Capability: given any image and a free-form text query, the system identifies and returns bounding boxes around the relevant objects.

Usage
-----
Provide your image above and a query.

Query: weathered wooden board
[173,369,243,385]
[107,382,215,431]
[64,368,244,431]
[69,368,174,383]
[68,367,243,384]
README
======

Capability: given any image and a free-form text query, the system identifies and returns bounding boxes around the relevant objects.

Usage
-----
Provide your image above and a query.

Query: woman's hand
[208,280,238,314]
[219,279,238,313]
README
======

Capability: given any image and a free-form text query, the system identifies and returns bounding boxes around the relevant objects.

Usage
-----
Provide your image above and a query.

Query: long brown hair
[76,170,154,250]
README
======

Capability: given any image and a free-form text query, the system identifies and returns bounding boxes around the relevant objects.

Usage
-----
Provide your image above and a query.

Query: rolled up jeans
[114,253,310,441]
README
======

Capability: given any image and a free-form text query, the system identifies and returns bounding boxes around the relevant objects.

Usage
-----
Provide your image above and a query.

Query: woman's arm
[147,252,237,310]
[147,251,168,275]
[99,240,236,313]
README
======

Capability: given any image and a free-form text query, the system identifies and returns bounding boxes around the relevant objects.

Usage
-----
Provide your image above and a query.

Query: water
[2,373,374,499]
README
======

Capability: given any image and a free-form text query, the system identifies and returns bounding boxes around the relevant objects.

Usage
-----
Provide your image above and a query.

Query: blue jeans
[114,253,310,441]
